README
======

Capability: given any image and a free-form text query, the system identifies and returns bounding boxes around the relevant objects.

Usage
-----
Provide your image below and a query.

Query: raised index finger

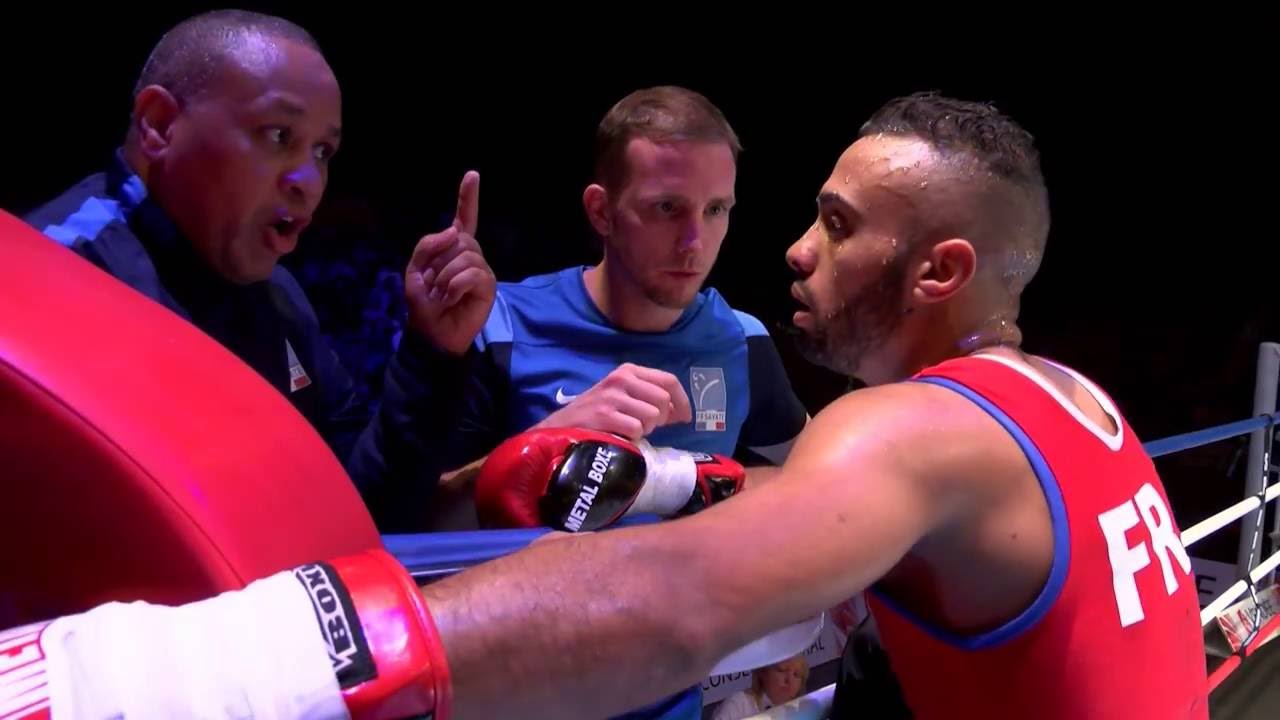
[453,170,480,236]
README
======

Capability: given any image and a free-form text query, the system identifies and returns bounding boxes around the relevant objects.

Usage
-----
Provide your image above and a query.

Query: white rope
[1181,483,1280,547]
[1200,546,1280,626]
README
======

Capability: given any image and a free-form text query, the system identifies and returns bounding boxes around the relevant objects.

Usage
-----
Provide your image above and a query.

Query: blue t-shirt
[445,265,807,471]
[447,266,809,720]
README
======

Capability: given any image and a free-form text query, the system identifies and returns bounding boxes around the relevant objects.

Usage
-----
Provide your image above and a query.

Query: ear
[911,238,977,305]
[582,184,612,237]
[131,85,182,161]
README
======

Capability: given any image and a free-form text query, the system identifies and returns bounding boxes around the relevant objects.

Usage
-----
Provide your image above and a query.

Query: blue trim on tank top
[869,375,1071,651]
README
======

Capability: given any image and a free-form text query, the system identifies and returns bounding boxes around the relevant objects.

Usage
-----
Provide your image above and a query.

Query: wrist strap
[317,549,453,720]
[627,440,697,517]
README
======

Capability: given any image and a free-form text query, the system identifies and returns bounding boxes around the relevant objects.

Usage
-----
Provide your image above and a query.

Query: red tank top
[866,354,1207,719]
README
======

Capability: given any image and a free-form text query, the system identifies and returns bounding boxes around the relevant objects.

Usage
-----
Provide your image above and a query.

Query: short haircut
[593,86,741,191]
[750,654,809,704]
[861,92,1050,292]
[133,10,321,103]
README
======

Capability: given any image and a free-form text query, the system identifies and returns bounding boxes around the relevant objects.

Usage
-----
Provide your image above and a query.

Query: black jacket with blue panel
[23,151,460,531]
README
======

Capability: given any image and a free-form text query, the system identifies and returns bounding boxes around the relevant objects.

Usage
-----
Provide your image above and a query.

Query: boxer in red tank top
[863,352,1206,718]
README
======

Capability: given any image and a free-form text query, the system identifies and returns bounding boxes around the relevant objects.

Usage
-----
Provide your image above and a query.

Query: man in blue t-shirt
[431,86,809,720]
[439,86,807,477]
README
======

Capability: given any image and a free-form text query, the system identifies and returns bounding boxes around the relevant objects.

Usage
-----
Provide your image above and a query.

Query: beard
[794,255,910,379]
[604,234,705,311]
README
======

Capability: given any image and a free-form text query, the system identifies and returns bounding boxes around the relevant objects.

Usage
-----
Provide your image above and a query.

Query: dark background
[2,8,1274,563]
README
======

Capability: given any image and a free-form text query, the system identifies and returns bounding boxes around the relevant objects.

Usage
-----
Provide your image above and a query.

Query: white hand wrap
[1,572,344,720]
[625,440,697,517]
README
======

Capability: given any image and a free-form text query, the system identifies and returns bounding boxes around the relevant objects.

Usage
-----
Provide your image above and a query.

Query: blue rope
[384,514,662,579]
[1143,413,1279,458]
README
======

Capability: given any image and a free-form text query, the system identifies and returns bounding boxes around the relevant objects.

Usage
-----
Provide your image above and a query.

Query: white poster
[1215,584,1280,653]
[701,596,868,706]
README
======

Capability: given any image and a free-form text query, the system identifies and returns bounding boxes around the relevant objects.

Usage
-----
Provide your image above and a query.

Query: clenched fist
[533,363,693,439]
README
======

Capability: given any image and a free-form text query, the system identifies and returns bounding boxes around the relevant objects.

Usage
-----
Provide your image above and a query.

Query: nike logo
[555,387,579,405]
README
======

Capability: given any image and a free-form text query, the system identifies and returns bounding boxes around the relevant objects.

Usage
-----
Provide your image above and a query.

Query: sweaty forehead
[817,137,941,222]
[828,136,939,196]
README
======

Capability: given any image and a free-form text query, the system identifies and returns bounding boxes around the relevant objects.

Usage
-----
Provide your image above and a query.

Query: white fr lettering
[1098,483,1191,628]
[1099,499,1150,627]
[1134,482,1192,594]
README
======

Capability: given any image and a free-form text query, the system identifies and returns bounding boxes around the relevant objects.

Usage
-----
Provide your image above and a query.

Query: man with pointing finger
[21,10,496,527]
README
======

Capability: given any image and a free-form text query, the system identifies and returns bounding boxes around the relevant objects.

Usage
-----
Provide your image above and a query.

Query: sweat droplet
[843,174,851,184]
[890,237,899,249]
[919,181,929,189]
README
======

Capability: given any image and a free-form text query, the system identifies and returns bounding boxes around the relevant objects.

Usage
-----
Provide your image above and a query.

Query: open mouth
[264,213,309,255]
[271,215,301,236]
[790,283,811,311]
[789,283,816,331]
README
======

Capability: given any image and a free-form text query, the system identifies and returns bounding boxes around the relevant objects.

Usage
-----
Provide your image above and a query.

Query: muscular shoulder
[786,382,1021,520]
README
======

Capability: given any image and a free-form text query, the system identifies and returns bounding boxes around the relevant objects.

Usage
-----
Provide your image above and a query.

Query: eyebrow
[638,192,737,207]
[818,191,858,215]
[265,97,341,140]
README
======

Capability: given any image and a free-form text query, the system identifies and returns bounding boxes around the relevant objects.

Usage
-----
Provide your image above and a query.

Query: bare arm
[420,382,978,720]
[744,464,783,488]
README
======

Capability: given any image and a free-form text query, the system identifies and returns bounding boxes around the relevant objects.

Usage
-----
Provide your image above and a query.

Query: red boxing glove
[299,549,453,720]
[475,428,648,532]
[475,427,746,532]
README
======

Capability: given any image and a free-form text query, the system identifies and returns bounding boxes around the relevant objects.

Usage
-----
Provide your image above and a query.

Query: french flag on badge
[286,339,312,392]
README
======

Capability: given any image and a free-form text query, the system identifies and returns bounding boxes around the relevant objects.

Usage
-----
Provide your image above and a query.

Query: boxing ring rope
[1180,481,1280,548]
[1201,546,1280,626]
[1143,415,1276,459]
